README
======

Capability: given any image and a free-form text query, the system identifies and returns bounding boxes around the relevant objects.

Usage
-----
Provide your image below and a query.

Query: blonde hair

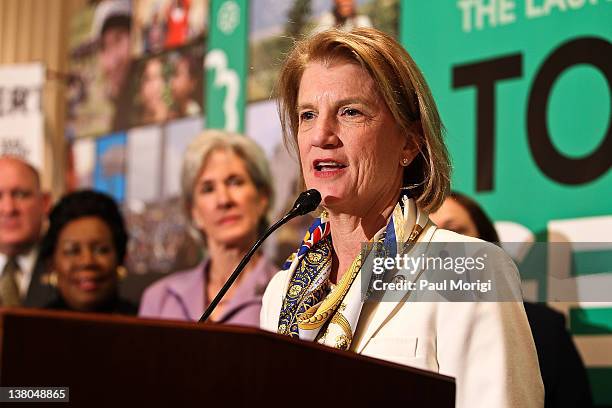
[181,130,274,238]
[276,28,451,212]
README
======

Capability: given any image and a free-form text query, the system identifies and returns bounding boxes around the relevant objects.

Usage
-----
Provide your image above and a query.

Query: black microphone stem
[198,212,292,323]
[198,189,321,323]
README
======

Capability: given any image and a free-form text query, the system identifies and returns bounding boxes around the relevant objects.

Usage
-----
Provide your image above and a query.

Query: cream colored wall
[0,0,86,197]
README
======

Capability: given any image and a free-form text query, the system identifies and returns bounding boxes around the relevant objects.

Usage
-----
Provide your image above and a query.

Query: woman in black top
[39,190,137,315]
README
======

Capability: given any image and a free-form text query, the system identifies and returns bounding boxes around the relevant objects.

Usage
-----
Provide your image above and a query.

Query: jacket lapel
[166,262,207,321]
[270,260,299,329]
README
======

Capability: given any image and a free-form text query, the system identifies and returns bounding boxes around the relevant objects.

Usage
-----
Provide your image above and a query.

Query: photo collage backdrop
[67,0,400,279]
[67,0,208,286]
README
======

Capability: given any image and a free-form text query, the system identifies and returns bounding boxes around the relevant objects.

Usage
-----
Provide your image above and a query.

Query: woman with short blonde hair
[261,28,542,408]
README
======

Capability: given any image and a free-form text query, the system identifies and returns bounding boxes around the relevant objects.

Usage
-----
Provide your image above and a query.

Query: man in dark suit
[0,155,54,307]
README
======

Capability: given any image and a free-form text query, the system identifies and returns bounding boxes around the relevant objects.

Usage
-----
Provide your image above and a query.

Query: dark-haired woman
[38,190,137,314]
[430,191,593,408]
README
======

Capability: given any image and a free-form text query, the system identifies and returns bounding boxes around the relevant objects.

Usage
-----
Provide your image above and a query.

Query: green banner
[401,2,611,404]
[402,1,611,236]
[206,0,249,132]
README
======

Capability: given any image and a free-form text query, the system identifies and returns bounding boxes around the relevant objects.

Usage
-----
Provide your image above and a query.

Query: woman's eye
[199,183,214,194]
[62,246,80,256]
[227,176,245,186]
[299,111,315,122]
[93,245,112,255]
[341,107,361,117]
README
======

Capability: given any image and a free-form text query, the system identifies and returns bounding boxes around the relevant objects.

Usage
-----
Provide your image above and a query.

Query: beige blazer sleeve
[433,229,543,407]
[435,301,543,407]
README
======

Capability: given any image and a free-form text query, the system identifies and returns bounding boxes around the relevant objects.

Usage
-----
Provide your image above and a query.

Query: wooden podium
[0,308,454,406]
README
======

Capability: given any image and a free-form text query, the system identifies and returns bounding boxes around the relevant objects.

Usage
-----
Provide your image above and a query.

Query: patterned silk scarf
[277,195,429,350]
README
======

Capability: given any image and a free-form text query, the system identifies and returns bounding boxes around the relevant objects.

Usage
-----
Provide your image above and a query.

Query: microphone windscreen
[291,189,321,216]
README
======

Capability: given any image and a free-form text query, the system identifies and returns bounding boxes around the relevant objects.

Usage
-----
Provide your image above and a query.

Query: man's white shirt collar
[0,247,39,298]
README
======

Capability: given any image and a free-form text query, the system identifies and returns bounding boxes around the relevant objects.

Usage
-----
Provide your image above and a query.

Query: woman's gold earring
[41,271,58,287]
[116,266,128,280]
[401,158,410,166]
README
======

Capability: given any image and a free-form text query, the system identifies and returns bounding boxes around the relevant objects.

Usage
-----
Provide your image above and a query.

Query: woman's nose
[215,185,233,208]
[78,248,96,265]
[311,114,340,148]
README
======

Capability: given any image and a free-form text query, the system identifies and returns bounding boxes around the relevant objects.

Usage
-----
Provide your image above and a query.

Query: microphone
[286,188,322,217]
[199,189,322,322]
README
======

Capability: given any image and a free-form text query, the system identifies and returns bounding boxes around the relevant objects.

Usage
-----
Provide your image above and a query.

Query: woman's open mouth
[313,159,347,177]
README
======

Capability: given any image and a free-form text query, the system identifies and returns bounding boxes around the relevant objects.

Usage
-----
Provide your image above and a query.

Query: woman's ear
[191,204,204,230]
[258,191,270,219]
[402,120,422,164]
[44,256,55,274]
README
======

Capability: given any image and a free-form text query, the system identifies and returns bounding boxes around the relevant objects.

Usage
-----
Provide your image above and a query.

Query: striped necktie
[0,258,22,306]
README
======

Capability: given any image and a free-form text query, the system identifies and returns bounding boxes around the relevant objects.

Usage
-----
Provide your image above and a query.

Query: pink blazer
[139,257,277,327]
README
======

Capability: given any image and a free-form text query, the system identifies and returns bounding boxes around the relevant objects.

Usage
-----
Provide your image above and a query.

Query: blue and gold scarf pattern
[277,195,428,350]
[277,215,332,336]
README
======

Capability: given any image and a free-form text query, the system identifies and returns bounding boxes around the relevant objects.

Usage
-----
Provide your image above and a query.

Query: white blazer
[260,224,544,408]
